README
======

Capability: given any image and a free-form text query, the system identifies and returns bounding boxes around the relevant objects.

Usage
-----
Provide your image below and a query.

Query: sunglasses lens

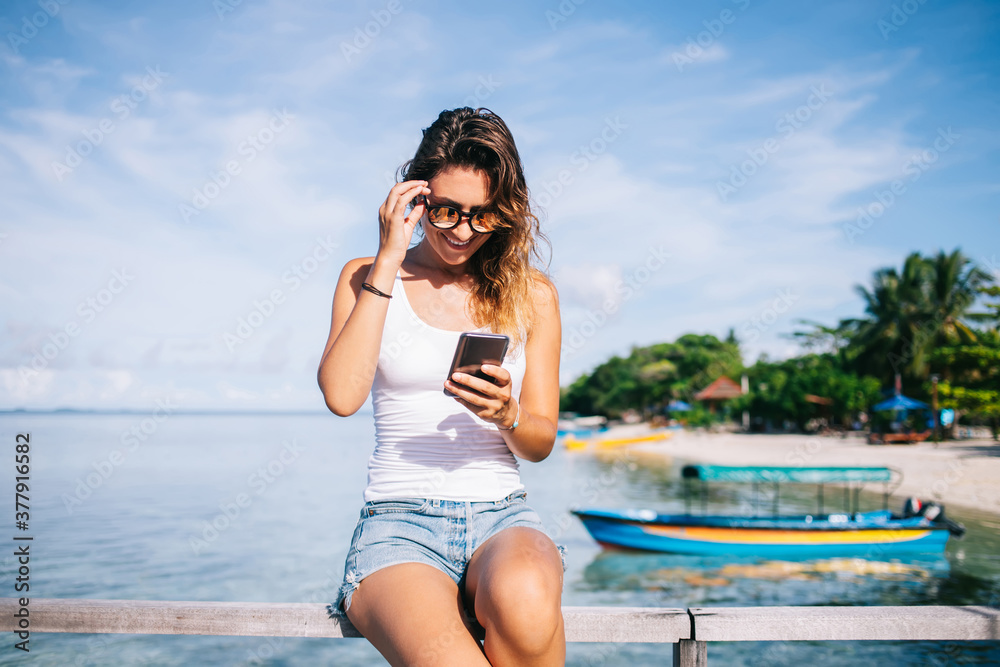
[427,206,458,227]
[471,212,500,233]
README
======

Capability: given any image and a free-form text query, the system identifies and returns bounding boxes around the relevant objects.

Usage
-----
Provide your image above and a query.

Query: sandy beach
[583,424,1000,517]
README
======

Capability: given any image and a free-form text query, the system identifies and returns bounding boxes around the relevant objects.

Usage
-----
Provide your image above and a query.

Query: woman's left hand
[445,364,517,429]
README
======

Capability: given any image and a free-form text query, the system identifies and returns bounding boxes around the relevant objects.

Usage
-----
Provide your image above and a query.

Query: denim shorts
[335,490,566,614]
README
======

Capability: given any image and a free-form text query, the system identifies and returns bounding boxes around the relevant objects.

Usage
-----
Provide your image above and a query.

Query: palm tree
[842,252,931,385]
[925,249,993,345]
[981,286,1000,331]
[838,249,994,388]
[788,319,855,371]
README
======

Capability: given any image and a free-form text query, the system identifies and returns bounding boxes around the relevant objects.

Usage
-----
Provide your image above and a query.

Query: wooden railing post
[673,639,707,666]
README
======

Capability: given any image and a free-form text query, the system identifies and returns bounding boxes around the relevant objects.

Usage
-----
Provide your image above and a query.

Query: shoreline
[576,424,1000,518]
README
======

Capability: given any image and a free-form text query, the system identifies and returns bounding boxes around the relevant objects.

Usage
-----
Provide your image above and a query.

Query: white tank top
[363,271,527,502]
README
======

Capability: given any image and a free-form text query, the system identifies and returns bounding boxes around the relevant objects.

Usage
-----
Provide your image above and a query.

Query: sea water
[0,413,997,666]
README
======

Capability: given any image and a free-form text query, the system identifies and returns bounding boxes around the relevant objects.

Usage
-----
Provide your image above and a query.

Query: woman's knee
[474,549,563,648]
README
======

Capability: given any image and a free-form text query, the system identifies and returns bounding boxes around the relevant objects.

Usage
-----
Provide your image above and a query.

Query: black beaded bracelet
[361,282,392,299]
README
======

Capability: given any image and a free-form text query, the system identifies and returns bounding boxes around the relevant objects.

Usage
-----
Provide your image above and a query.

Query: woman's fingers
[449,370,508,398]
[447,387,507,423]
[446,367,513,424]
[389,179,427,201]
[386,181,428,221]
[404,196,426,226]
[380,181,427,227]
[378,180,429,258]
[478,364,510,385]
[445,377,489,403]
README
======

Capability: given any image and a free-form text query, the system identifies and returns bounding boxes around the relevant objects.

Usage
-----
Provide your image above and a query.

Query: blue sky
[1,0,998,411]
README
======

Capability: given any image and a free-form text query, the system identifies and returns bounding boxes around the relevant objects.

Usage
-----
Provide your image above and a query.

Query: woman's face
[419,165,494,267]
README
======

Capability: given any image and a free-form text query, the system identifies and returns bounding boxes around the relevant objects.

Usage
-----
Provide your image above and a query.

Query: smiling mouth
[444,236,472,249]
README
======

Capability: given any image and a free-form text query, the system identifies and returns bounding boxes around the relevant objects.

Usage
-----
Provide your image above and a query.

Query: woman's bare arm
[317,180,428,416]
[498,277,561,461]
[317,257,389,415]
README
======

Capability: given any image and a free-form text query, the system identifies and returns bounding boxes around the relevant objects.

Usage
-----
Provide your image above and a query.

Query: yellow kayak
[564,431,672,450]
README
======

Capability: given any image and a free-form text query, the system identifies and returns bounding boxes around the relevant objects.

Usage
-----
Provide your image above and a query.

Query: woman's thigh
[347,562,490,667]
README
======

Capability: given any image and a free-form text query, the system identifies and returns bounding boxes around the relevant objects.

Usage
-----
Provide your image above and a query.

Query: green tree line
[560,249,999,437]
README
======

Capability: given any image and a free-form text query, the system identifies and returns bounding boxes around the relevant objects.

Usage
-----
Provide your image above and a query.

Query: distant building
[694,375,744,413]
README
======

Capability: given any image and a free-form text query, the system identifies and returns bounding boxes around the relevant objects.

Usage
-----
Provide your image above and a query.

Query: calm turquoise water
[1,413,998,666]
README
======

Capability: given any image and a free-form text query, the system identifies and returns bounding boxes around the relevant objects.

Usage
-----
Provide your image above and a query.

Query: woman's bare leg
[464,527,565,666]
[346,563,490,667]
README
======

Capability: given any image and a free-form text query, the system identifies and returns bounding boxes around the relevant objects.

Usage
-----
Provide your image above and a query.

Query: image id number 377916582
[13,433,32,653]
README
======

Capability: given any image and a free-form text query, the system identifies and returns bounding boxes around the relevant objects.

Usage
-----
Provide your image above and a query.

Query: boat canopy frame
[680,465,904,517]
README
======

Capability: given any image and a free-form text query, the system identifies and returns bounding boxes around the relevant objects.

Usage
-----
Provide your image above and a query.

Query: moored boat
[564,429,673,451]
[572,465,965,557]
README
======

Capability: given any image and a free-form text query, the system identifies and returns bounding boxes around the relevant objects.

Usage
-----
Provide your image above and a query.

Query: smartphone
[444,332,510,397]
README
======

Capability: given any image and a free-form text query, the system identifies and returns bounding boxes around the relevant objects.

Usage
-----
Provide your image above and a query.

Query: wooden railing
[2,599,998,666]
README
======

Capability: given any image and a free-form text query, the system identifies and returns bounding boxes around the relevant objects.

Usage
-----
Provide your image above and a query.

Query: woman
[318,107,565,666]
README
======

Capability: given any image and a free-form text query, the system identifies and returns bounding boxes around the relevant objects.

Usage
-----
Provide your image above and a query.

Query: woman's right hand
[376,180,429,265]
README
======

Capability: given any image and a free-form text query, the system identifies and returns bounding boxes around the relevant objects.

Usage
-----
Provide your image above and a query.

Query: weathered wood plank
[5,599,998,645]
[1,599,362,638]
[562,606,690,643]
[689,605,1000,642]
[0,600,689,643]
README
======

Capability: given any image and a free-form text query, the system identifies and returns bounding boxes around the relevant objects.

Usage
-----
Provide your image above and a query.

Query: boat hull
[573,510,951,557]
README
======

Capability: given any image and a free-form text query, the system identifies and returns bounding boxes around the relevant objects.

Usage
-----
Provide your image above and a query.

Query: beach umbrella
[873,394,930,411]
[667,400,692,412]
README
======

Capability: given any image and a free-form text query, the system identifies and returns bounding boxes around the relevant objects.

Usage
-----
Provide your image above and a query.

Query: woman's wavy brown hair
[400,107,550,349]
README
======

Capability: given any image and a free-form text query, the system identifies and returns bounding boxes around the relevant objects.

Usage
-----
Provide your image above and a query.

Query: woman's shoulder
[334,257,386,298]
[337,256,379,283]
[521,270,559,351]
[527,270,559,338]
[528,269,559,307]
[341,256,377,273]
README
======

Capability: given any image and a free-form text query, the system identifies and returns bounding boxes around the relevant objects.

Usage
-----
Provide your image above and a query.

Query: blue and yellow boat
[572,465,965,558]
